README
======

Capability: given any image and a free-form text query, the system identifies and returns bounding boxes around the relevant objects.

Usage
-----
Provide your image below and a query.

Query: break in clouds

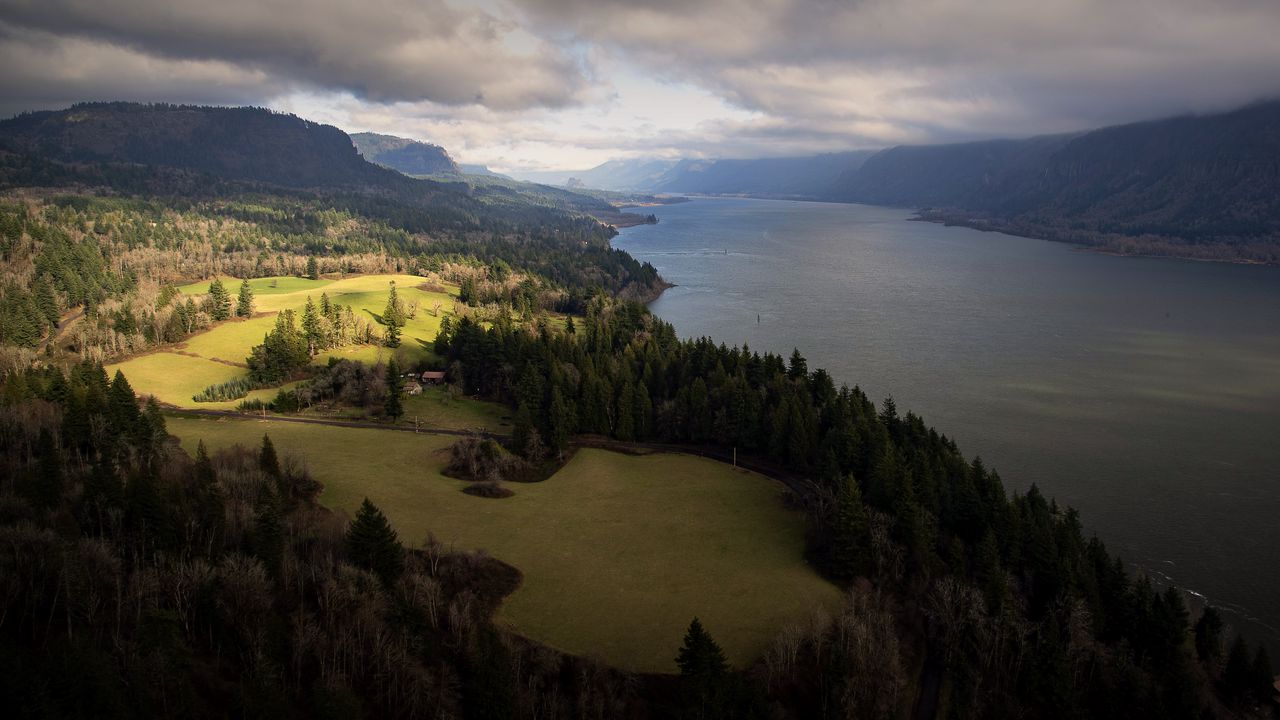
[2,0,1280,161]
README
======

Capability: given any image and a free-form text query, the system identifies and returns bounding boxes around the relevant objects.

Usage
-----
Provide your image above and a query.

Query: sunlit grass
[166,416,842,672]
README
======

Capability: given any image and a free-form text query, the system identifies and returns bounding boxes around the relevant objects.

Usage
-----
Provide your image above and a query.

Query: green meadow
[166,416,842,673]
[111,274,454,407]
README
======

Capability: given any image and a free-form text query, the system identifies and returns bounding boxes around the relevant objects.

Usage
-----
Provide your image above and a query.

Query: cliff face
[350,132,461,177]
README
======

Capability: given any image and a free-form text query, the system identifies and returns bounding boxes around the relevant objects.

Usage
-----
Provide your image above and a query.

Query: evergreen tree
[1224,635,1253,703]
[28,429,63,509]
[547,386,572,459]
[301,295,322,355]
[787,348,808,380]
[1194,607,1224,666]
[345,498,404,585]
[306,255,319,280]
[384,359,404,420]
[384,320,401,348]
[259,434,280,479]
[236,279,255,317]
[252,484,284,576]
[107,370,141,436]
[676,617,730,718]
[208,278,232,321]
[382,281,404,328]
[827,474,871,580]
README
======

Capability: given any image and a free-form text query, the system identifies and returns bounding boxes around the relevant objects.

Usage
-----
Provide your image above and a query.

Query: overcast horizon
[3,0,1279,173]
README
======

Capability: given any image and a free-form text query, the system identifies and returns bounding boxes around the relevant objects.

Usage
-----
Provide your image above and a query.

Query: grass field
[112,274,455,408]
[166,416,842,672]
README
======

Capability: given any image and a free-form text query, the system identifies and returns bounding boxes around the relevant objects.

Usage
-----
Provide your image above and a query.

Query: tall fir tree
[208,278,232,321]
[827,474,872,581]
[259,434,280,479]
[345,498,404,585]
[236,279,255,317]
[676,617,730,718]
[384,359,404,420]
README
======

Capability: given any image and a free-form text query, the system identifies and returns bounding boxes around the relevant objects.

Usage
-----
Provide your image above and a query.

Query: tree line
[433,299,1275,718]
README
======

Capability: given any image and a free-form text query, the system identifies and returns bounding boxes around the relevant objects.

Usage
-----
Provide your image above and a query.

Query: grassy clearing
[176,275,333,297]
[399,387,511,433]
[166,416,842,672]
[113,274,456,408]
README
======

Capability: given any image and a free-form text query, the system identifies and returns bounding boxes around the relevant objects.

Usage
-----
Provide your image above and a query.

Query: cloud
[0,0,589,110]
[511,0,1280,143]
[0,23,287,116]
[2,0,1280,166]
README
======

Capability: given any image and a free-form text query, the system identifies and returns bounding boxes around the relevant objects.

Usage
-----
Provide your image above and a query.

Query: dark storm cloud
[0,0,587,112]
[511,0,1280,143]
[1,0,1279,154]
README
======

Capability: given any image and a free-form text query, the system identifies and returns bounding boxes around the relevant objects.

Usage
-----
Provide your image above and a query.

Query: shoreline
[911,212,1280,267]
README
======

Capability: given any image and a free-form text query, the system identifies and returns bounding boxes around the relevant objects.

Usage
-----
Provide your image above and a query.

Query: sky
[2,0,1279,173]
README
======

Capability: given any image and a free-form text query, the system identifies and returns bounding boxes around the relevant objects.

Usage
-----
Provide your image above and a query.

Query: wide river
[615,197,1280,652]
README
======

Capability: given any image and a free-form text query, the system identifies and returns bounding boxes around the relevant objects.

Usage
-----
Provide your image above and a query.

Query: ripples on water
[616,197,1280,653]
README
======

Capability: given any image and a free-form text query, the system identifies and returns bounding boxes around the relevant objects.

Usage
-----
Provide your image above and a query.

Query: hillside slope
[350,131,461,176]
[0,102,400,189]
[838,101,1280,250]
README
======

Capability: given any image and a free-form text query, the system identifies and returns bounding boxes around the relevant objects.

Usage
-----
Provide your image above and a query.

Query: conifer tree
[1224,635,1253,703]
[827,474,871,580]
[384,319,401,348]
[384,359,404,420]
[1194,607,1224,665]
[236,279,255,317]
[345,498,404,585]
[208,278,232,320]
[676,617,730,717]
[306,255,319,280]
[259,434,280,479]
[301,295,322,355]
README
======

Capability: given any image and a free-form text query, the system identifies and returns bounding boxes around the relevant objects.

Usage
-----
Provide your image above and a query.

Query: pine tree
[827,474,871,580]
[384,320,401,348]
[676,617,730,717]
[108,370,141,437]
[1224,635,1253,703]
[236,279,255,317]
[306,255,319,280]
[1194,606,1224,665]
[383,281,403,328]
[252,484,284,576]
[384,359,404,420]
[547,386,571,459]
[301,295,322,355]
[208,278,232,321]
[259,434,280,479]
[345,498,404,585]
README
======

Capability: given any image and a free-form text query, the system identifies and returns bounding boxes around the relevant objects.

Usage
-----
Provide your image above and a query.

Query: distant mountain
[0,102,657,238]
[513,152,877,198]
[350,131,460,176]
[838,101,1280,251]
[0,102,401,189]
[459,163,510,179]
[649,152,877,197]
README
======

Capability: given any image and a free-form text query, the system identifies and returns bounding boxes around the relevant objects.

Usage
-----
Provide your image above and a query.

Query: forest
[0,101,1275,719]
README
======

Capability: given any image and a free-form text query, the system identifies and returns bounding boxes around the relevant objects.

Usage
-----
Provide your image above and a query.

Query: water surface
[616,197,1280,651]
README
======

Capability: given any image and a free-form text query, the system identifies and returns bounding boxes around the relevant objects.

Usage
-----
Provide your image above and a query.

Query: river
[615,197,1280,653]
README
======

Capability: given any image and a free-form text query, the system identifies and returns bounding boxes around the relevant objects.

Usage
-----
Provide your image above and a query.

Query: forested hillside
[351,132,461,177]
[838,102,1280,261]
